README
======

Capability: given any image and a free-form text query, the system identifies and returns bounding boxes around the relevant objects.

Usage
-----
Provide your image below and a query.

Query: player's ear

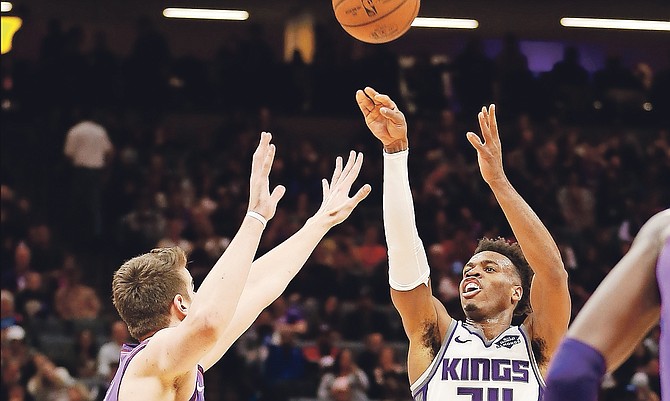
[173,294,188,316]
[512,285,522,303]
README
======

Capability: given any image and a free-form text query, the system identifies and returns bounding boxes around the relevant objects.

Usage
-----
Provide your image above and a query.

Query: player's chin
[462,300,480,314]
[462,303,486,321]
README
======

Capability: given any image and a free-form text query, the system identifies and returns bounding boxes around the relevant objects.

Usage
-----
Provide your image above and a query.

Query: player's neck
[464,311,514,341]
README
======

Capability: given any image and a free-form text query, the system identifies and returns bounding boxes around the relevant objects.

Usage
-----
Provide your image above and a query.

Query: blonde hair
[112,247,189,339]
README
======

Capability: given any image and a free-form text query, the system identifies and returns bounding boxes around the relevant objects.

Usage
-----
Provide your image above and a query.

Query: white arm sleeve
[383,149,431,291]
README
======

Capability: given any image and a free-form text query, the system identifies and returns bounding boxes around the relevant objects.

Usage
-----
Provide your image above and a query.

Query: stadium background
[1,0,668,400]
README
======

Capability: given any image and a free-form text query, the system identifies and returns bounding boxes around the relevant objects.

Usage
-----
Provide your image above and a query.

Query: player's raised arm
[199,151,371,370]
[140,132,285,379]
[545,209,669,401]
[356,87,451,384]
[466,105,570,363]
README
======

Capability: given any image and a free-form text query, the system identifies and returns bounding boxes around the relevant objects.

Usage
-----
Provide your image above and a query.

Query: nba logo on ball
[333,0,421,44]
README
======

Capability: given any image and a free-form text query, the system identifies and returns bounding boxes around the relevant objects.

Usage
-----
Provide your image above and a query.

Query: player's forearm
[488,178,564,276]
[383,150,430,290]
[189,216,264,324]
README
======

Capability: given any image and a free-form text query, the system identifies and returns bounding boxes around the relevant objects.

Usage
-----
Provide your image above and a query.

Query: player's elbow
[551,260,569,281]
[187,313,224,343]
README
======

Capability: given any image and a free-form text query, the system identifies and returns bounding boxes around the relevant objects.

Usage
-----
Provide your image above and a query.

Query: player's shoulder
[642,210,670,234]
[129,329,176,373]
[637,209,670,247]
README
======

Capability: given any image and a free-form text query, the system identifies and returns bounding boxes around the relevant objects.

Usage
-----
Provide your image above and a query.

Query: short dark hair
[474,237,533,319]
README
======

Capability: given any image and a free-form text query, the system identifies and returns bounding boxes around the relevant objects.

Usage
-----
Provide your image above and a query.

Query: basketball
[332,0,420,44]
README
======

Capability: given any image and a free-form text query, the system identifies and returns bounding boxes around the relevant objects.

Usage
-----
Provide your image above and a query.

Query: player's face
[459,251,522,321]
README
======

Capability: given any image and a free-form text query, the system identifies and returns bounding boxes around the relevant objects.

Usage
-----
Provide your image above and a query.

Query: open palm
[315,151,371,227]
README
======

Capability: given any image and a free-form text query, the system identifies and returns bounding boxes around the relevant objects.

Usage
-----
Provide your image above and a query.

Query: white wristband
[246,211,267,229]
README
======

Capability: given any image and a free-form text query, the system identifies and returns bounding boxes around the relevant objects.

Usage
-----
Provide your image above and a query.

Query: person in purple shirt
[545,209,670,401]
[103,132,371,401]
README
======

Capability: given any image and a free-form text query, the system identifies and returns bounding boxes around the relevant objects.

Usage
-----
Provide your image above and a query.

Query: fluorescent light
[1,2,12,12]
[411,17,478,29]
[560,17,670,31]
[163,8,249,21]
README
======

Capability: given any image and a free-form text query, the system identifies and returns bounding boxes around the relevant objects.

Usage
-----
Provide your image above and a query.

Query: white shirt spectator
[97,341,121,378]
[97,321,129,379]
[63,121,112,169]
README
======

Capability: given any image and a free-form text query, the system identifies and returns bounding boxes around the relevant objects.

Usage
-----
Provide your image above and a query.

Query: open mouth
[462,281,482,298]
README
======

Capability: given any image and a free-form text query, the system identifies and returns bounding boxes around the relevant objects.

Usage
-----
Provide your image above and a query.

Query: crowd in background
[1,17,669,401]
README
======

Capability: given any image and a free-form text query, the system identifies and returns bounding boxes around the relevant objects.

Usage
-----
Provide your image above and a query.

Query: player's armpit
[392,283,451,384]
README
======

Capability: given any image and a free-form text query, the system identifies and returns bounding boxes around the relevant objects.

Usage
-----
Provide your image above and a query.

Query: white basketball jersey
[410,320,545,401]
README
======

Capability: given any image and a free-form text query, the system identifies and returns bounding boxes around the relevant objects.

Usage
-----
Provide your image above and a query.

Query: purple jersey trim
[518,324,546,400]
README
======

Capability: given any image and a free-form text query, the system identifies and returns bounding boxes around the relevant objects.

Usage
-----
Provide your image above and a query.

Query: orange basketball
[333,0,420,44]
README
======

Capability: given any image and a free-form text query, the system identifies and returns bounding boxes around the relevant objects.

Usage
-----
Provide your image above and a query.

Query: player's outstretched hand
[313,151,371,228]
[356,87,408,152]
[247,132,286,221]
[466,105,507,186]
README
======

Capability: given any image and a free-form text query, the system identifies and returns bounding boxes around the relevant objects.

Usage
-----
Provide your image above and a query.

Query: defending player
[355,87,570,400]
[104,132,371,401]
[545,209,669,401]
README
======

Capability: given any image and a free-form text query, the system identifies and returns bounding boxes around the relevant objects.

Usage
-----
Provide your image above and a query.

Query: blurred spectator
[97,320,129,381]
[263,327,310,401]
[53,265,101,321]
[342,290,392,341]
[547,46,590,115]
[86,31,120,108]
[67,382,93,401]
[307,295,344,337]
[118,192,167,255]
[594,56,641,98]
[63,113,114,245]
[272,294,308,338]
[71,329,97,379]
[236,24,277,110]
[370,346,410,400]
[303,328,340,371]
[27,353,76,401]
[452,36,494,118]
[125,15,171,111]
[550,46,589,89]
[404,52,447,114]
[15,272,50,319]
[495,33,533,117]
[650,61,670,116]
[594,56,645,114]
[1,290,19,328]
[2,242,33,292]
[356,332,384,388]
[2,325,29,363]
[156,215,193,255]
[236,310,274,380]
[317,349,369,401]
[27,224,64,274]
[557,172,596,234]
[353,225,387,276]
[1,358,25,401]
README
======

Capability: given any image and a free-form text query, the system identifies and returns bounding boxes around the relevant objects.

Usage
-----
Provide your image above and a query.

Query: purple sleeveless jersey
[103,338,206,401]
[657,237,669,401]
